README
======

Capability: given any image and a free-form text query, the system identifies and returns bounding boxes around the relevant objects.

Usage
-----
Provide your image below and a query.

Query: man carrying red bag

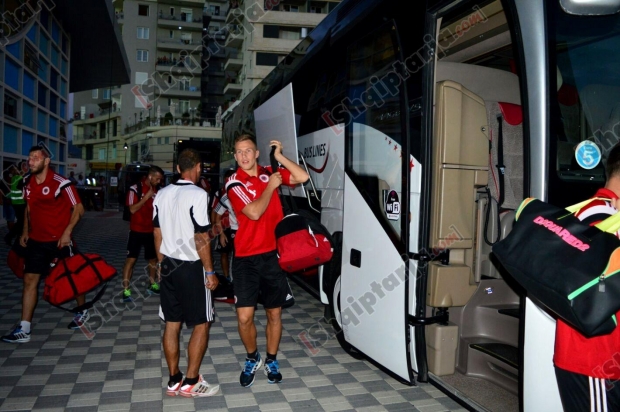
[2,146,85,344]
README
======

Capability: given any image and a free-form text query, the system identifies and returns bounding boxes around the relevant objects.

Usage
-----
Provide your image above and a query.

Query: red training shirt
[554,187,620,379]
[226,165,292,257]
[24,171,81,242]
[126,177,157,233]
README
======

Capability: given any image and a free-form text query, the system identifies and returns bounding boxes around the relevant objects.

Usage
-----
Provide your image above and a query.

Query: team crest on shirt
[259,174,269,183]
[42,187,50,195]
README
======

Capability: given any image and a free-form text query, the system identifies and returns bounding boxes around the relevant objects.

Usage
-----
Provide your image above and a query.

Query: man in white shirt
[153,148,220,398]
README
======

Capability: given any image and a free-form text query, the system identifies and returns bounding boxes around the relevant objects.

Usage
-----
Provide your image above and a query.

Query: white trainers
[179,375,220,397]
[1,325,31,343]
[166,373,184,396]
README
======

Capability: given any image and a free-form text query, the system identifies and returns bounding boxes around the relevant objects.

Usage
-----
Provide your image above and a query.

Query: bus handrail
[298,152,321,214]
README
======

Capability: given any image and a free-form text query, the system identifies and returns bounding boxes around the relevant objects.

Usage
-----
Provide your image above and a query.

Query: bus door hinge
[408,309,449,327]
[410,249,450,265]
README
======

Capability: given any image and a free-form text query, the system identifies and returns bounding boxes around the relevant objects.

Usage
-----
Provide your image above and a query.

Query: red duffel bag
[275,213,333,273]
[7,247,25,279]
[44,249,117,307]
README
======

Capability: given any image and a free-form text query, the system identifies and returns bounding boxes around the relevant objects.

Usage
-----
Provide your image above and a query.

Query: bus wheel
[329,274,364,360]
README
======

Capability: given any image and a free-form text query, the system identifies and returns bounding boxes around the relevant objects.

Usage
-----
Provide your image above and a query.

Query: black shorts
[555,367,620,412]
[232,250,294,309]
[214,228,236,254]
[126,231,156,260]
[24,239,72,276]
[160,257,214,327]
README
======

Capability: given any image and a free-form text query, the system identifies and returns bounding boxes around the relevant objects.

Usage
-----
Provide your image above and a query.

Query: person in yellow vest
[4,167,25,246]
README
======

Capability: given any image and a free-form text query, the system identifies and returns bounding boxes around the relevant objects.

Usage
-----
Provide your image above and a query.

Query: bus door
[336,21,420,383]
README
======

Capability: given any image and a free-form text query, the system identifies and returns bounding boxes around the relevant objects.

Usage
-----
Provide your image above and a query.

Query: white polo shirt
[153,179,210,261]
[214,192,238,230]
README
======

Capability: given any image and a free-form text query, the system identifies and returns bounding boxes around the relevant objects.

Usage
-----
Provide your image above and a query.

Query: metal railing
[158,14,203,23]
[123,116,222,134]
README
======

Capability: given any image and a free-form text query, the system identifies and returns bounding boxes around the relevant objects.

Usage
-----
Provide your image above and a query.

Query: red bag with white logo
[275,213,333,273]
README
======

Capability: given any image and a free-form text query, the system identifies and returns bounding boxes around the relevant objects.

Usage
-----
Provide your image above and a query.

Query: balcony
[225,25,244,48]
[224,52,243,72]
[258,10,326,26]
[154,84,201,98]
[247,37,302,54]
[72,108,123,125]
[72,134,100,146]
[115,11,124,24]
[123,116,222,134]
[223,78,242,96]
[157,38,201,52]
[156,58,201,75]
[226,2,244,24]
[157,15,203,31]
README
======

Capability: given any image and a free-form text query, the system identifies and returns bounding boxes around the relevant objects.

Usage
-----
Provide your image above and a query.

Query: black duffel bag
[492,197,620,337]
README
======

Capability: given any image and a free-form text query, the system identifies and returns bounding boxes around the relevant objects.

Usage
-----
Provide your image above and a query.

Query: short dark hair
[149,165,165,176]
[29,145,49,158]
[177,148,201,172]
[234,134,256,148]
[607,143,620,178]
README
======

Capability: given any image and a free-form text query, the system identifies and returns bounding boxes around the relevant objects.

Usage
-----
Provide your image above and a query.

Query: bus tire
[327,235,364,359]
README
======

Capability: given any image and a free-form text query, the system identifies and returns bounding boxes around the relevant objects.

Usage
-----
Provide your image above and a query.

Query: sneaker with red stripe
[179,375,220,398]
[166,373,184,396]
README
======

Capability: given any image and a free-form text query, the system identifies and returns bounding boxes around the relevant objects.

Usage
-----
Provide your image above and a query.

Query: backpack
[122,181,142,222]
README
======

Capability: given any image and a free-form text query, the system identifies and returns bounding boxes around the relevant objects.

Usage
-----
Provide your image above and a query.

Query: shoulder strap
[496,114,505,207]
[269,147,296,215]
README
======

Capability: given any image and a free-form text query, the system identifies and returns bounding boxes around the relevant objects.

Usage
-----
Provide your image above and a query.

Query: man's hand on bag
[57,232,71,248]
[268,172,283,191]
[205,274,219,291]
[219,232,228,247]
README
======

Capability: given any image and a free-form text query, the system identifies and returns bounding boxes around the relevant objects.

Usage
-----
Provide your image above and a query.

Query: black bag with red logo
[43,246,117,311]
[270,148,334,273]
[492,197,620,337]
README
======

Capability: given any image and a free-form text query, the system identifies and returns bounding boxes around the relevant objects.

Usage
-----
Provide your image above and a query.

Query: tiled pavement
[0,211,467,412]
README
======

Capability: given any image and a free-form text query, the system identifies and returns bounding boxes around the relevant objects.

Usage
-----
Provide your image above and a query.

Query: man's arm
[240,175,280,220]
[272,140,309,185]
[19,205,29,247]
[129,187,154,214]
[58,203,84,247]
[154,227,164,263]
[195,232,218,291]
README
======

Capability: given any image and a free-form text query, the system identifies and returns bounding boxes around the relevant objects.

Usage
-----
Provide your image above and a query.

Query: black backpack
[122,181,142,222]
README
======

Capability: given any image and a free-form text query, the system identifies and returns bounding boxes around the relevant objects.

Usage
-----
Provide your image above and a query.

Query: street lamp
[123,143,128,165]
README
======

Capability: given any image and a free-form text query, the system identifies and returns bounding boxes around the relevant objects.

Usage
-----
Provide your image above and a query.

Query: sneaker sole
[2,337,30,343]
[166,388,180,396]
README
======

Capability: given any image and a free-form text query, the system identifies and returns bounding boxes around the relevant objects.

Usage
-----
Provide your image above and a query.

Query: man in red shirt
[226,134,308,387]
[2,146,85,343]
[121,166,164,302]
[554,144,620,411]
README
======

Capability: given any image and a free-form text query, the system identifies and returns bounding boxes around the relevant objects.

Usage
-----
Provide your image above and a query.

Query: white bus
[222,0,620,409]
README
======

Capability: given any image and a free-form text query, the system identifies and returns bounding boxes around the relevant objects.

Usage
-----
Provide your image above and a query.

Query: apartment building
[222,0,341,102]
[72,0,213,175]
[0,1,128,178]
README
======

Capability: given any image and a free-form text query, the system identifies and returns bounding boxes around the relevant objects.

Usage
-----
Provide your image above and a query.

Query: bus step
[469,343,519,369]
[497,308,520,319]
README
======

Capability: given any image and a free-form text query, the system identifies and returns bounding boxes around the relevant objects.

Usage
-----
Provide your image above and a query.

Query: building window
[283,4,298,12]
[137,27,150,39]
[181,8,193,22]
[263,25,279,39]
[137,50,149,62]
[165,137,170,144]
[4,93,18,119]
[256,52,279,66]
[135,72,148,85]
[180,100,190,114]
[98,148,105,160]
[138,5,149,16]
[170,7,174,16]
[92,89,98,98]
[169,30,174,39]
[279,27,301,40]
[103,89,110,99]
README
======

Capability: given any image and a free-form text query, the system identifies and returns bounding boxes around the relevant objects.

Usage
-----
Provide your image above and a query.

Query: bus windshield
[550,1,620,185]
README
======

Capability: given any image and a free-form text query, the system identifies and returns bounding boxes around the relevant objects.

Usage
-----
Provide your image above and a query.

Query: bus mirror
[560,0,620,15]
